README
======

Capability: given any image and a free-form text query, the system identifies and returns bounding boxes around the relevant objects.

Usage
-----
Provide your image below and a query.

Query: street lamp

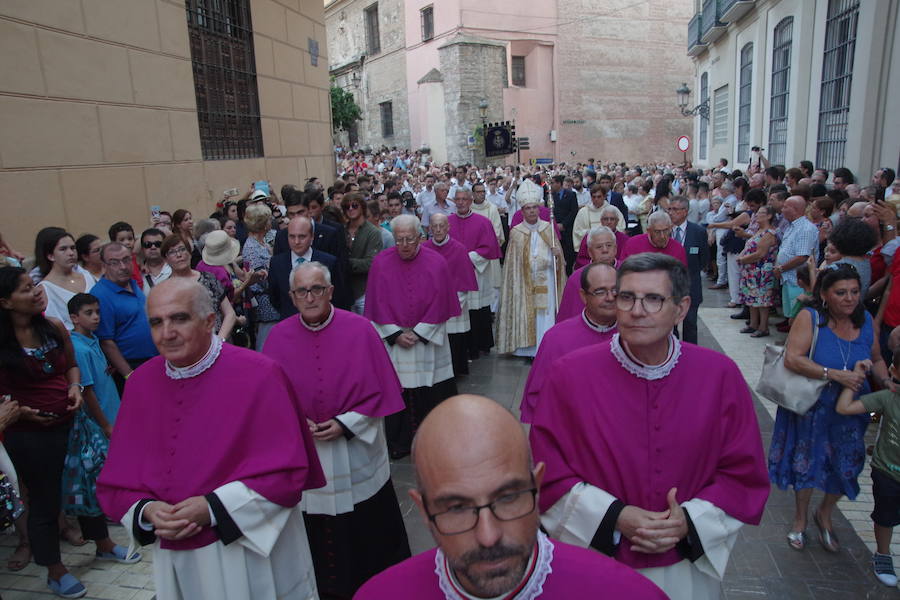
[676,82,709,121]
[478,98,489,126]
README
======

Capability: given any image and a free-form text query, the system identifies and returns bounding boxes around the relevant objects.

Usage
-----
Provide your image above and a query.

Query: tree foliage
[330,86,362,132]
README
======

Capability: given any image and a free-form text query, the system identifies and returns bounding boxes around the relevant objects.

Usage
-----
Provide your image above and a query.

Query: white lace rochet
[610,332,681,380]
[165,334,223,380]
[434,530,554,600]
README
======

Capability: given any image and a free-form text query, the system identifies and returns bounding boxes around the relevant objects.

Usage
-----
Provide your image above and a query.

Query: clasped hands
[616,488,689,554]
[144,497,210,541]
[395,331,420,349]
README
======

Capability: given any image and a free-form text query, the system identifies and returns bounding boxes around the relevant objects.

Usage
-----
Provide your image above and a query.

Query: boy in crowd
[107,221,142,287]
[67,293,118,434]
[838,356,900,587]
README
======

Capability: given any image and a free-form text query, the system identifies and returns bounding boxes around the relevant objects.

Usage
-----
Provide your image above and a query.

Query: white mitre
[517,178,544,207]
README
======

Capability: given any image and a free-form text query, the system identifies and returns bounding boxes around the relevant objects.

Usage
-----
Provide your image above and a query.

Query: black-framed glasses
[290,285,329,298]
[615,291,673,313]
[142,241,163,249]
[424,482,538,535]
[166,247,188,258]
[32,349,55,374]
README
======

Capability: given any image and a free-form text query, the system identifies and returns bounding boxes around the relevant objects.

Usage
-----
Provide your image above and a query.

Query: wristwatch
[822,367,829,381]
[68,383,85,393]
[886,225,895,232]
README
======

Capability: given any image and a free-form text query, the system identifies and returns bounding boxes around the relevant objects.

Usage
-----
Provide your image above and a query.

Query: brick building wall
[555,0,695,164]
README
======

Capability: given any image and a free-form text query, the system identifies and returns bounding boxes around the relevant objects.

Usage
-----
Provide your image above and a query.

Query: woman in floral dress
[737,205,779,337]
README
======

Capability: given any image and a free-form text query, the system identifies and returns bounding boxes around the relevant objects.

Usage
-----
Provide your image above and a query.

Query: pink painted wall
[403,0,560,162]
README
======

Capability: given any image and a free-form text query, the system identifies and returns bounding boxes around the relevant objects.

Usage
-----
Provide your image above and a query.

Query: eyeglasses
[343,203,361,212]
[587,287,617,298]
[615,291,673,313]
[395,236,419,246]
[290,285,329,298]
[142,241,163,249]
[103,257,131,267]
[424,486,538,535]
[166,247,188,257]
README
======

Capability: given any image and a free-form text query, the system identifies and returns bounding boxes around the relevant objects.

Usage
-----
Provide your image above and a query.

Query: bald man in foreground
[355,395,665,599]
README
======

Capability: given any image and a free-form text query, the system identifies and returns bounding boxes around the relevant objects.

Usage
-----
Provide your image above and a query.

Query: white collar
[435,531,553,600]
[457,211,473,219]
[582,310,616,333]
[432,235,451,247]
[165,335,223,380]
[524,221,541,232]
[610,332,681,380]
[300,305,335,331]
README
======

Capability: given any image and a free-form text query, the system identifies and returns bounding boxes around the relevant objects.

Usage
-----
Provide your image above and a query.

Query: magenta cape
[529,341,768,570]
[423,238,478,292]
[556,262,619,322]
[364,245,461,327]
[355,538,666,599]
[620,234,687,266]
[510,207,562,240]
[575,230,628,268]
[520,314,616,423]
[97,345,325,550]
[447,212,501,259]
[263,309,405,423]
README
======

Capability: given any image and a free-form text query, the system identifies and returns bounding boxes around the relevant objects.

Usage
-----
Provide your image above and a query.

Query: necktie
[675,227,684,244]
[295,256,306,266]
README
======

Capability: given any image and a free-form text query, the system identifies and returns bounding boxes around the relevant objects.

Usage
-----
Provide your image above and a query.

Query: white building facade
[686,0,899,176]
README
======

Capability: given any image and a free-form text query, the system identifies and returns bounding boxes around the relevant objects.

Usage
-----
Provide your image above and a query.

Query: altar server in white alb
[263,261,411,597]
[97,278,325,600]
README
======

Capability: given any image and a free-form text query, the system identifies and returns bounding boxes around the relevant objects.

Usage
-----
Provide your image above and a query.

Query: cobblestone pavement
[1,290,897,598]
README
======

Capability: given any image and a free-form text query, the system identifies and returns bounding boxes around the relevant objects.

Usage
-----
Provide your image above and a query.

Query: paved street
[1,289,898,598]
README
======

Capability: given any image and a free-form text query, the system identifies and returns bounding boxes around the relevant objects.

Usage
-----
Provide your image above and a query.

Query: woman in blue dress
[769,264,890,552]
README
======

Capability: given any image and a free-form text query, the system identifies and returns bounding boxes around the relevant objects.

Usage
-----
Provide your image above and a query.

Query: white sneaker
[873,553,898,587]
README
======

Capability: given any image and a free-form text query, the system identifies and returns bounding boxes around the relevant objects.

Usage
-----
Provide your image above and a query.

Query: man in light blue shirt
[775,196,820,318]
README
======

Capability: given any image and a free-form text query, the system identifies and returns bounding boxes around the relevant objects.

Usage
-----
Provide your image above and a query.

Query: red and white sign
[676,135,691,152]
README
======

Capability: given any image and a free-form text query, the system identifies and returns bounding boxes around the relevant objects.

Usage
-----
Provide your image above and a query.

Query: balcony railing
[687,13,707,56]
[701,0,727,44]
[720,0,755,23]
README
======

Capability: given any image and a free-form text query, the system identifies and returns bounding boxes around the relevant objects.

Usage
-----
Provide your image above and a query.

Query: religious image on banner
[484,124,513,157]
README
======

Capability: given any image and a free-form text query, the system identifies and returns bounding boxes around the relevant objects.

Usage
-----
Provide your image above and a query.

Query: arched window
[816,0,860,170]
[768,17,793,165]
[699,72,709,161]
[736,43,753,163]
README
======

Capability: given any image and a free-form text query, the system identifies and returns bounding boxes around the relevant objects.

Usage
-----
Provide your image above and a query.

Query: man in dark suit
[597,173,629,220]
[273,190,345,259]
[268,216,350,317]
[549,175,579,273]
[667,196,709,344]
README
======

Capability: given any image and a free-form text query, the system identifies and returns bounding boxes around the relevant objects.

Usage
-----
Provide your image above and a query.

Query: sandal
[751,330,770,338]
[59,526,87,547]
[739,326,755,334]
[814,510,840,553]
[7,541,31,571]
[787,530,806,551]
[47,573,86,598]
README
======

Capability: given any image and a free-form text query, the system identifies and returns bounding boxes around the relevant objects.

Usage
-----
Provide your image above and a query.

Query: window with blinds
[737,43,753,163]
[768,17,793,165]
[816,0,860,170]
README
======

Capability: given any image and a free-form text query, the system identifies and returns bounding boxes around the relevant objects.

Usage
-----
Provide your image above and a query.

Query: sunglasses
[343,203,361,212]
[142,241,163,249]
[32,349,55,374]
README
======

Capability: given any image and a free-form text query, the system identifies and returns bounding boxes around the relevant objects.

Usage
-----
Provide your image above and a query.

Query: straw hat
[201,230,240,266]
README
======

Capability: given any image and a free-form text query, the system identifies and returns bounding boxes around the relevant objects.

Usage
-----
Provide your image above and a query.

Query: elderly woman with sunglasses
[342,192,384,314]
[0,266,140,599]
